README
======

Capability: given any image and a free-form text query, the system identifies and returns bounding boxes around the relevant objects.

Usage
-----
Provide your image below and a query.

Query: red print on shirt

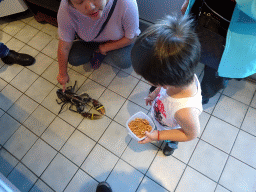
[153,94,168,127]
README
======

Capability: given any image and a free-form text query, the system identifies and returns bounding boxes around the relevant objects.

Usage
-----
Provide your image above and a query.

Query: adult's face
[70,0,109,20]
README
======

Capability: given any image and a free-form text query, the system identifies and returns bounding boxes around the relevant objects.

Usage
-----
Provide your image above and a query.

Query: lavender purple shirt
[57,0,141,42]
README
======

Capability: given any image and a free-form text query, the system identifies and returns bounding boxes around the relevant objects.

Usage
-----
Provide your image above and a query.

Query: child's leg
[163,140,178,156]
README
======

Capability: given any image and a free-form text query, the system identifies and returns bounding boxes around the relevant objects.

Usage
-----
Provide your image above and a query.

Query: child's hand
[138,130,158,144]
[144,92,158,106]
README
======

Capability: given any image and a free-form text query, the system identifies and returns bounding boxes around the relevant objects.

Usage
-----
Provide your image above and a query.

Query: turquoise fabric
[185,0,256,78]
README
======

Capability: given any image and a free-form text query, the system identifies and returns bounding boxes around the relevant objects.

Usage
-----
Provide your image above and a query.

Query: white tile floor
[0,14,256,192]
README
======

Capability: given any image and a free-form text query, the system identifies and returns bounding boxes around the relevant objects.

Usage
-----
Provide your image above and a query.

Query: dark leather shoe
[163,142,176,156]
[1,50,35,66]
[96,182,112,192]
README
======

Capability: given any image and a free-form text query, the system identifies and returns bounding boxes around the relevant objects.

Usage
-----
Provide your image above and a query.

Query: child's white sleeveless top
[151,74,203,131]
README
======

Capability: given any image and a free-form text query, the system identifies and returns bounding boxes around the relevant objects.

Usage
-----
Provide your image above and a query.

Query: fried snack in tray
[128,118,152,138]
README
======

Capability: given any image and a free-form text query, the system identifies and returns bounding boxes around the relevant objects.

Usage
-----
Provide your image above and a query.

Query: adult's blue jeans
[68,40,134,69]
[0,43,9,58]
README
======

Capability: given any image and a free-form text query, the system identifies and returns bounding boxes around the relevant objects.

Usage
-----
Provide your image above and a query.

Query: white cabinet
[0,0,28,17]
[137,0,184,23]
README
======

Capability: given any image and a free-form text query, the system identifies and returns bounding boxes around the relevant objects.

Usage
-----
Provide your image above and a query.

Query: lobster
[56,81,105,120]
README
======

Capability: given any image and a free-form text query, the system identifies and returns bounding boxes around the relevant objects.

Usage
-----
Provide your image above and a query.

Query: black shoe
[1,50,35,66]
[163,142,176,156]
[96,182,112,192]
[149,86,157,94]
[202,97,209,105]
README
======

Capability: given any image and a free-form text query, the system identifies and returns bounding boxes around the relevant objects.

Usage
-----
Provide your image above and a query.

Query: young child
[131,15,202,156]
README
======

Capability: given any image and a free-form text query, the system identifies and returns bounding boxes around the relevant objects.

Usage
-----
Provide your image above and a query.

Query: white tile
[0,109,4,117]
[223,79,256,105]
[189,140,228,182]
[0,64,24,82]
[81,144,119,181]
[21,16,34,24]
[2,21,26,36]
[215,185,230,192]
[41,153,78,192]
[30,179,54,192]
[0,113,21,145]
[89,63,119,87]
[71,63,94,78]
[41,87,61,115]
[41,39,58,59]
[98,89,126,119]
[176,166,217,192]
[5,38,25,52]
[99,121,130,157]
[27,53,54,75]
[41,117,75,150]
[7,163,37,192]
[41,24,59,39]
[0,31,12,43]
[0,84,22,111]
[121,65,141,79]
[18,45,39,57]
[203,92,221,114]
[25,77,55,103]
[219,156,256,192]
[128,80,151,110]
[241,107,256,136]
[22,139,57,177]
[114,100,148,127]
[0,78,7,91]
[107,159,144,192]
[231,130,256,169]
[64,169,98,192]
[172,138,199,164]
[201,116,239,153]
[28,18,44,30]
[108,71,139,98]
[7,94,39,123]
[198,111,211,137]
[137,176,168,192]
[0,148,19,177]
[213,95,248,127]
[4,126,37,160]
[41,61,59,85]
[146,151,186,192]
[14,25,39,43]
[24,105,56,136]
[10,68,39,92]
[78,116,112,141]
[77,78,106,100]
[61,130,96,166]
[122,140,158,174]
[250,92,256,108]
[28,31,53,51]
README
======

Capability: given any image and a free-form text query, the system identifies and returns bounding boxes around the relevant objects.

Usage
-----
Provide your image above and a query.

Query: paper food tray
[126,111,155,141]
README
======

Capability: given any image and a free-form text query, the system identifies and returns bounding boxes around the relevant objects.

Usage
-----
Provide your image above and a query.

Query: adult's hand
[181,0,189,15]
[57,73,69,92]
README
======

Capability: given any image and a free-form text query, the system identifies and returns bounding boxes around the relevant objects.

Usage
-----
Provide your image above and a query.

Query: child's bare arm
[174,107,201,141]
[138,107,200,144]
[144,87,161,106]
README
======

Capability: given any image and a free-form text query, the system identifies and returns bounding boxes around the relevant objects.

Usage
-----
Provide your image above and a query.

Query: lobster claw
[81,112,102,120]
[91,99,105,115]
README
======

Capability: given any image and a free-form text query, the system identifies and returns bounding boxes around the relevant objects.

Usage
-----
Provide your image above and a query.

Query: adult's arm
[57,39,73,91]
[99,36,135,55]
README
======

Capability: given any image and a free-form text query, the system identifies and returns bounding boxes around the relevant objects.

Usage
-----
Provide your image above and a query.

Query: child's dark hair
[131,15,201,87]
